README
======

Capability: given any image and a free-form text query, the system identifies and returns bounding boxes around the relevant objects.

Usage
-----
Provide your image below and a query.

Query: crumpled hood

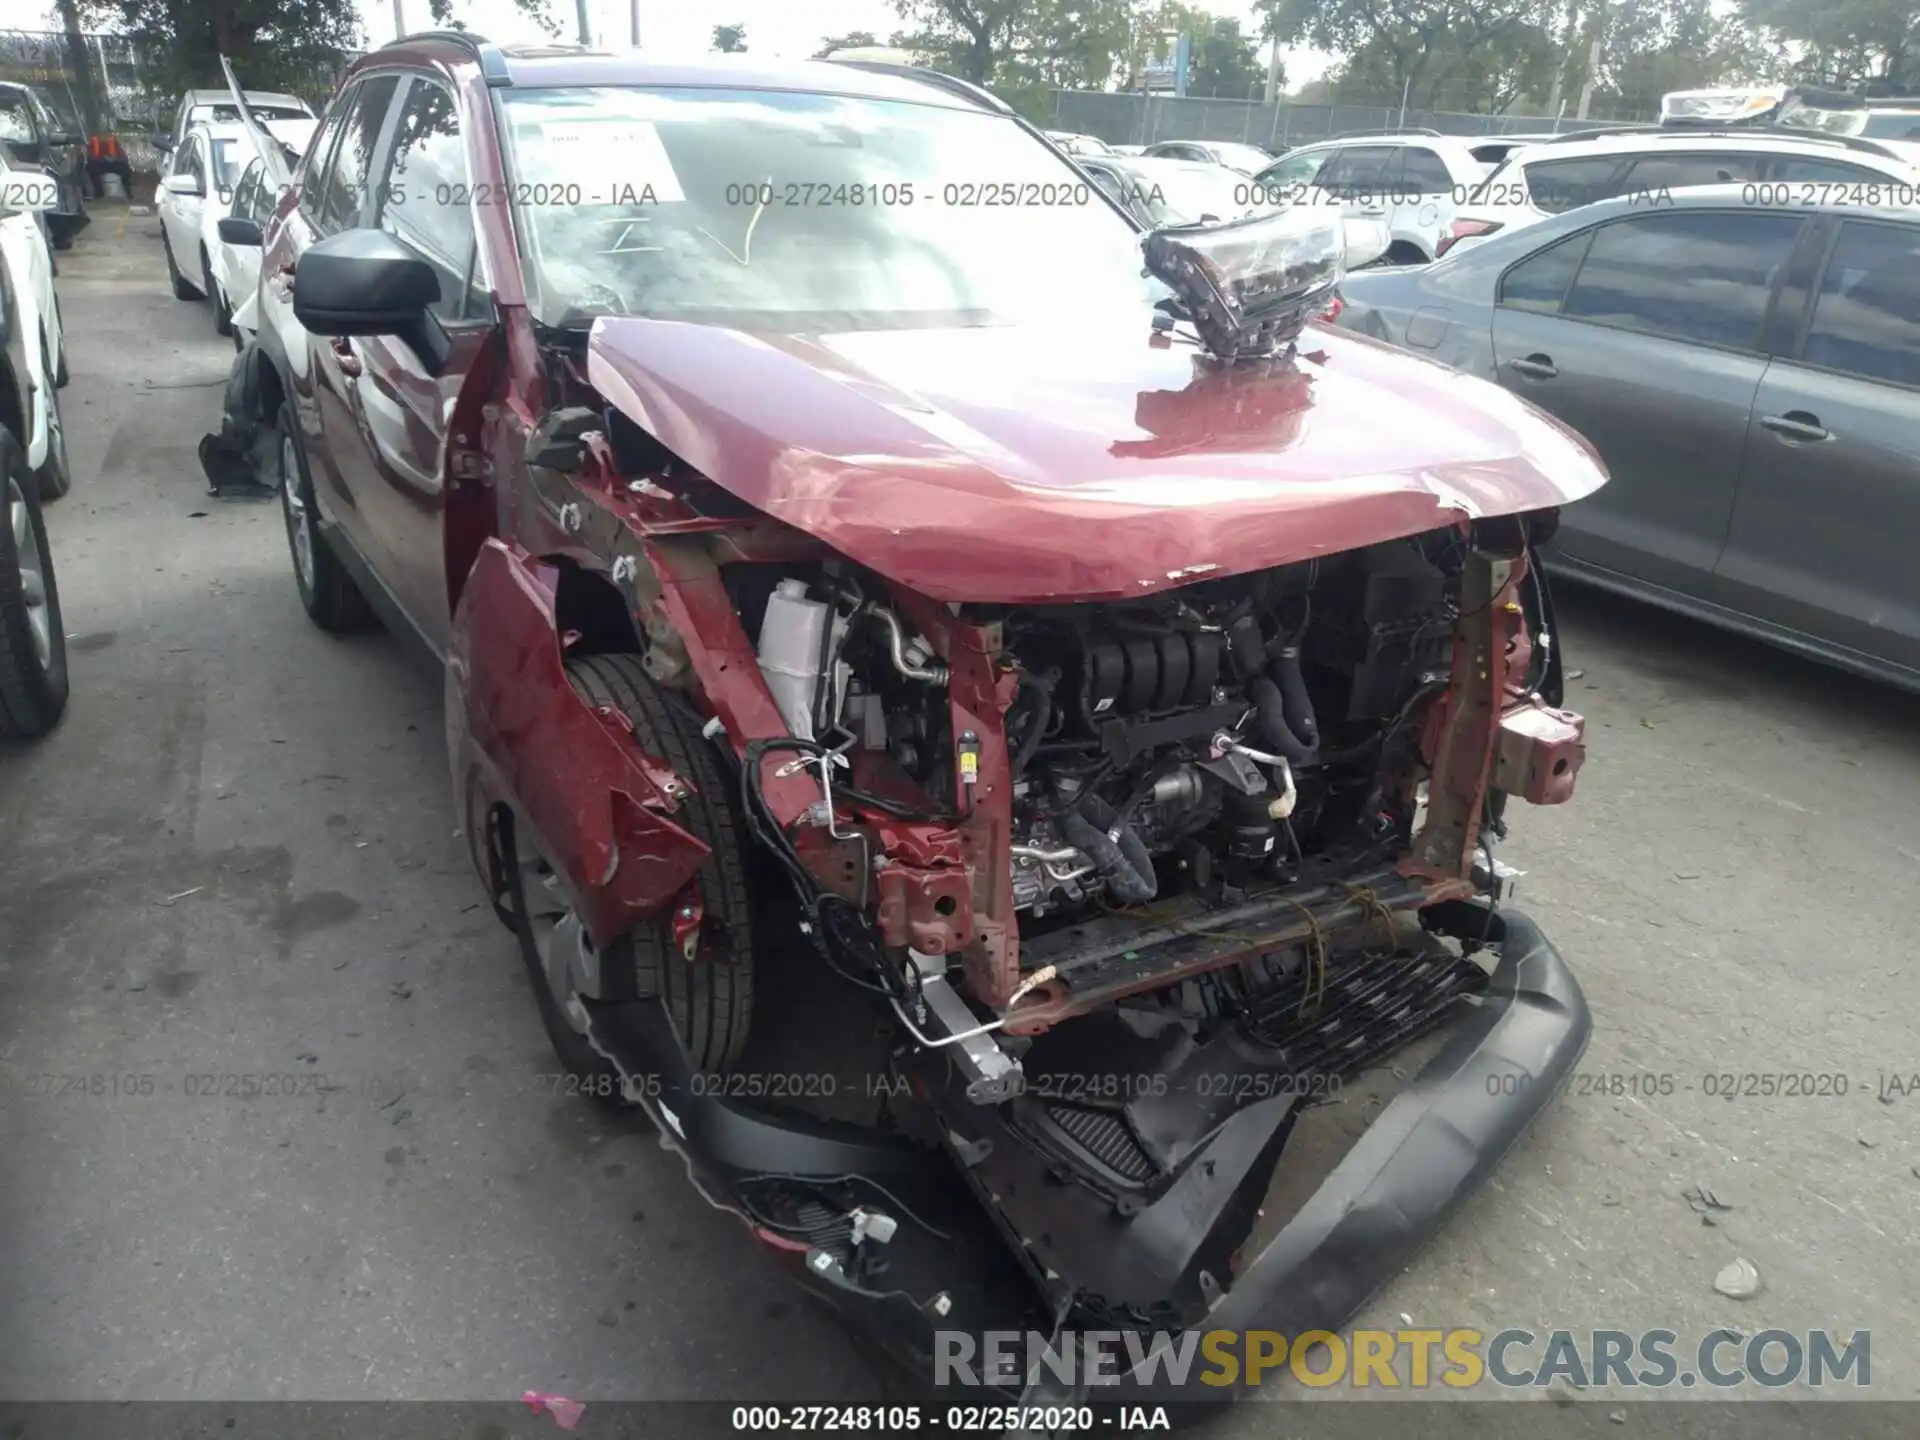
[586,315,1606,604]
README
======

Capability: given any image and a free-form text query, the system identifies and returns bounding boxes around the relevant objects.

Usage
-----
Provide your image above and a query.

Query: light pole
[392,0,405,42]
[574,0,592,45]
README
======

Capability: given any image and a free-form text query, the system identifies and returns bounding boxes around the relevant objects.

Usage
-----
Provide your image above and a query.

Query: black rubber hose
[1271,644,1319,749]
[1246,674,1315,764]
[1057,792,1157,904]
[1009,673,1053,781]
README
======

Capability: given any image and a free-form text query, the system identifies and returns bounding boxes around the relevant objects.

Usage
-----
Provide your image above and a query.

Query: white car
[206,153,285,349]
[0,149,70,501]
[164,87,313,157]
[1140,139,1276,175]
[1440,126,1920,257]
[157,117,315,335]
[1248,132,1492,263]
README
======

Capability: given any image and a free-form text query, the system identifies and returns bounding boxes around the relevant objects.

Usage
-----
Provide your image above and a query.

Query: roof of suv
[1498,126,1920,170]
[364,38,1002,114]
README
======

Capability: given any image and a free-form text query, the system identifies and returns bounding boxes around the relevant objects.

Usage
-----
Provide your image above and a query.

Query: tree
[1592,0,1774,116]
[712,23,749,53]
[78,0,363,95]
[428,0,559,36]
[55,0,106,133]
[816,30,880,57]
[890,0,1133,90]
[1739,0,1919,90]
[1270,0,1560,112]
[1185,17,1264,97]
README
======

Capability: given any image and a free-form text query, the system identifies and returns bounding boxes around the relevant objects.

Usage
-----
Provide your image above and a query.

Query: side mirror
[48,130,81,147]
[218,215,263,246]
[161,173,204,197]
[154,134,174,154]
[293,228,440,338]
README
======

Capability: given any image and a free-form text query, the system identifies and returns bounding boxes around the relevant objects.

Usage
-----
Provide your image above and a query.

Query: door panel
[298,74,404,575]
[1715,221,1920,673]
[1489,209,1806,595]
[328,75,492,656]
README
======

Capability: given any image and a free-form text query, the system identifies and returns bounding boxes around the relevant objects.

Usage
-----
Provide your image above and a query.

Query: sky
[344,0,1337,87]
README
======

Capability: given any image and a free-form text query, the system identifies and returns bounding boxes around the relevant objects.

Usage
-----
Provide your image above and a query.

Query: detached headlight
[1660,87,1784,122]
[1142,206,1345,362]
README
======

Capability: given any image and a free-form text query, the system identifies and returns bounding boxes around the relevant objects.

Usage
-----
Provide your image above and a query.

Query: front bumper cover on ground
[585,901,1589,1406]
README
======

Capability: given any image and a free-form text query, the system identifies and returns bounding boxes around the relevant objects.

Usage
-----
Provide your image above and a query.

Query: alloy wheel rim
[281,435,314,591]
[8,477,51,669]
[44,376,66,482]
[515,848,600,1036]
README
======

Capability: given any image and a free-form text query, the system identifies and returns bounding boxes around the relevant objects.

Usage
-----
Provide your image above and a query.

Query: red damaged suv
[233,34,1605,1402]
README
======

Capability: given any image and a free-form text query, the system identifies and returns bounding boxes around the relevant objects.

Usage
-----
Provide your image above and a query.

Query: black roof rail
[824,59,1011,114]
[1539,124,1663,143]
[1540,122,1910,160]
[395,28,513,86]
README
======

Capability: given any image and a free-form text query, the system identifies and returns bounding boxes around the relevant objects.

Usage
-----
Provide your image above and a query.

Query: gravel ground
[1,209,1914,1434]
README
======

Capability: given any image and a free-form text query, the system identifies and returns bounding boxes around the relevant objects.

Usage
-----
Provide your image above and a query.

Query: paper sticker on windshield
[530,121,685,204]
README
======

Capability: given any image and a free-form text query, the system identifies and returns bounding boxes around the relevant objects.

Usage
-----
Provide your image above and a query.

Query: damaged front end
[443,210,1602,1407]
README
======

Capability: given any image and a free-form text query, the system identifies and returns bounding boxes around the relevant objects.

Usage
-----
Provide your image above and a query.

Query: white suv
[1441,126,1920,256]
[1248,132,1492,263]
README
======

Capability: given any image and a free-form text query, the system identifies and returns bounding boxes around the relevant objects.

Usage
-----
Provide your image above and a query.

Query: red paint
[449,541,710,947]
[586,317,1607,605]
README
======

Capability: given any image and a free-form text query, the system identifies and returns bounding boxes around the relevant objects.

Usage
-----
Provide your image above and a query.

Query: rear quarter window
[1521,155,1626,213]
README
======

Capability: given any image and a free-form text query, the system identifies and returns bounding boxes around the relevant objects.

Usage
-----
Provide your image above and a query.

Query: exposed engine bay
[737,529,1476,973]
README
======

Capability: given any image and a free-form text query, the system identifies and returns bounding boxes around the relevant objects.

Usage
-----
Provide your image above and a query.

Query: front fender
[447,539,710,948]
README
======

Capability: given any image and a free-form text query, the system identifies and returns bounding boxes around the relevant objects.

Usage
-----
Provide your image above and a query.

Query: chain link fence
[1051,90,1655,150]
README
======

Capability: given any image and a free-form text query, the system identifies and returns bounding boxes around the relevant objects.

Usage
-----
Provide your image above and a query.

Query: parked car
[159,117,318,332]
[1248,131,1492,262]
[1079,153,1393,264]
[225,37,1603,1397]
[1043,129,1111,155]
[161,87,314,156]
[0,82,88,251]
[1140,138,1275,173]
[1333,185,1920,691]
[0,151,70,502]
[1443,125,1920,257]
[0,163,69,738]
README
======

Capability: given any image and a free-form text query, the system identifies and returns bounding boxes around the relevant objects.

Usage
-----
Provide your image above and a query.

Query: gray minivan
[1332,185,1920,690]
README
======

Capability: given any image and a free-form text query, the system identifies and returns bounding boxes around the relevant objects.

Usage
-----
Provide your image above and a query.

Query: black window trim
[1495,227,1597,312]
[372,70,493,327]
[1777,214,1920,393]
[299,81,358,224]
[1517,153,1631,213]
[1495,206,1810,358]
[311,68,410,236]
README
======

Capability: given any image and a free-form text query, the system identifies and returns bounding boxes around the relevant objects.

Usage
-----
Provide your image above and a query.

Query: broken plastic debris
[1712,1257,1762,1300]
[1685,1183,1732,1214]
[522,1391,586,1429]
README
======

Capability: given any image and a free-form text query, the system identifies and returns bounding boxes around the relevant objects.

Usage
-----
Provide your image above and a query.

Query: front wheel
[33,339,71,501]
[507,653,756,1085]
[0,430,68,738]
[163,231,200,300]
[277,406,374,633]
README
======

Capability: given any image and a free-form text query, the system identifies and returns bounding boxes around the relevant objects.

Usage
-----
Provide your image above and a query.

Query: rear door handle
[1507,354,1557,379]
[1759,411,1830,443]
[330,336,363,379]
